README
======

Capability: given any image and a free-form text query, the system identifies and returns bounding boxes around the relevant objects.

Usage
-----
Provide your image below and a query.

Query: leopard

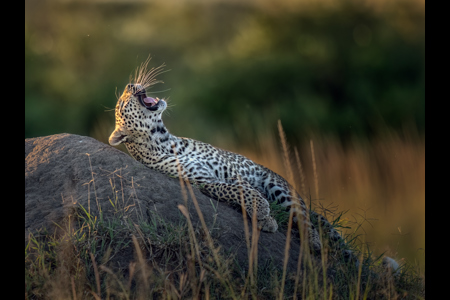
[108,58,351,257]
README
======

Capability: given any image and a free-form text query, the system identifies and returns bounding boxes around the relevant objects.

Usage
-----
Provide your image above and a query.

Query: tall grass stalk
[174,144,238,299]
[310,140,319,201]
[277,120,295,300]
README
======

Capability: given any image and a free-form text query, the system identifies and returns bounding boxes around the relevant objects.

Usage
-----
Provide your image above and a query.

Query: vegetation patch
[25,195,424,299]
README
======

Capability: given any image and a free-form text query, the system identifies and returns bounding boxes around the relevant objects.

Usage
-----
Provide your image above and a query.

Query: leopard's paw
[258,216,278,233]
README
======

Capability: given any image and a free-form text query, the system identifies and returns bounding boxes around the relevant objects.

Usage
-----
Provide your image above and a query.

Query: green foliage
[25,1,424,144]
[269,201,291,226]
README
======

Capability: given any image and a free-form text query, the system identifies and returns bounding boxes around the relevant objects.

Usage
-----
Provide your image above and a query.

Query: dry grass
[25,183,424,299]
[226,126,425,271]
[26,123,425,299]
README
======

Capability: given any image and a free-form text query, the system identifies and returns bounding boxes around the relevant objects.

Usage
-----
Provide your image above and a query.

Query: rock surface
[25,134,305,271]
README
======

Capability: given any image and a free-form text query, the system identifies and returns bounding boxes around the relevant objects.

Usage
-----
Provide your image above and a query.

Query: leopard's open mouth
[136,90,161,111]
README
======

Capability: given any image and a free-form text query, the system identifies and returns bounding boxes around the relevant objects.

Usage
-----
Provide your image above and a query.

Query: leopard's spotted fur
[109,60,350,255]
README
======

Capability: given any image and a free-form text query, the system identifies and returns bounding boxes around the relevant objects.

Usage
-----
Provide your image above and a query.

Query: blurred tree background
[25,0,424,143]
[25,0,425,269]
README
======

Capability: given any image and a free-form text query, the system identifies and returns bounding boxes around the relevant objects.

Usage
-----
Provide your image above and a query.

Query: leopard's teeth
[143,97,157,106]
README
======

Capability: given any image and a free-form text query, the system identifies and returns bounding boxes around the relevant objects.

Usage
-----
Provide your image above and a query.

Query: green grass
[25,187,425,299]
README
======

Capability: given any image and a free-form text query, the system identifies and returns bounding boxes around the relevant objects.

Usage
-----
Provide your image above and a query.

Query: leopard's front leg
[200,180,278,232]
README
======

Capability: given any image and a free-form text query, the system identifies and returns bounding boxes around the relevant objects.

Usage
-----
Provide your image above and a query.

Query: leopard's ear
[109,127,128,146]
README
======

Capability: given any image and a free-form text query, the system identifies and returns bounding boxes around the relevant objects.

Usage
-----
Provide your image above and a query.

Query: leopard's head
[109,58,167,146]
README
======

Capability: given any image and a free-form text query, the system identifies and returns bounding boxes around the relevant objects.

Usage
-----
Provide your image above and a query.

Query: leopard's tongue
[143,97,157,107]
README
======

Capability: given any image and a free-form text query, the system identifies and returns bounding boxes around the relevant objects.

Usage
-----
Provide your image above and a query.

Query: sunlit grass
[26,126,425,299]
[25,180,425,299]
[223,126,425,271]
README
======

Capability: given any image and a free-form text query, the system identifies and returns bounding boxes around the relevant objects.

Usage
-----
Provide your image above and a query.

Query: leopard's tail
[290,192,356,262]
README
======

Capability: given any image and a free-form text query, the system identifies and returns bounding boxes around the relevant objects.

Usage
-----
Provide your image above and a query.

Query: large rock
[25,134,304,271]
